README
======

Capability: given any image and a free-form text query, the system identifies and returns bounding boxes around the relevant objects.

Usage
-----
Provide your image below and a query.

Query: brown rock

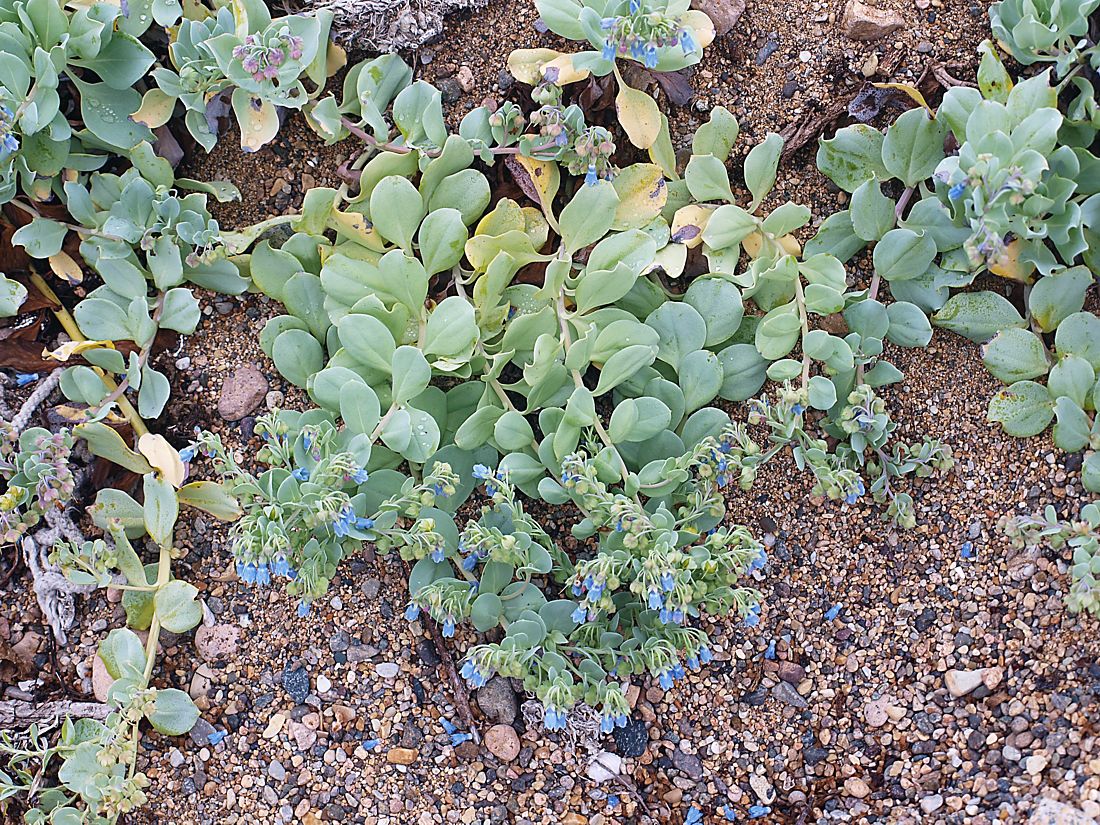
[844,777,871,798]
[332,704,356,726]
[92,653,113,703]
[691,0,746,36]
[386,747,419,765]
[194,624,240,663]
[189,664,215,700]
[484,724,521,762]
[217,364,268,421]
[778,661,806,684]
[841,0,904,41]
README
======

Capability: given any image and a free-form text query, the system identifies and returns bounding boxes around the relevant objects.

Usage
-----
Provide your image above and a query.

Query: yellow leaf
[326,41,347,76]
[138,434,186,488]
[44,339,116,361]
[328,209,387,251]
[670,204,714,248]
[540,53,590,86]
[611,163,667,231]
[682,10,716,49]
[646,243,688,279]
[778,233,802,257]
[130,89,176,129]
[615,75,661,150]
[48,251,84,285]
[232,89,279,153]
[521,206,550,249]
[475,198,526,238]
[989,239,1034,283]
[507,48,565,85]
[514,155,560,215]
[873,82,933,115]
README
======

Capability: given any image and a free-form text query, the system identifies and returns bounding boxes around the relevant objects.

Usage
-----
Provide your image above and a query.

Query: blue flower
[207,729,227,746]
[179,445,196,463]
[302,432,314,450]
[571,583,583,597]
[272,556,291,578]
[747,547,767,573]
[441,718,458,735]
[844,479,866,505]
[450,732,473,746]
[949,182,967,201]
[297,600,311,618]
[743,604,761,628]
[585,164,599,186]
[679,28,697,54]
[659,608,672,625]
[628,0,640,12]
[0,132,18,158]
[600,714,615,734]
[684,807,703,825]
[748,806,771,819]
[332,506,355,537]
[648,589,663,610]
[15,373,38,387]
[658,668,673,690]
[292,467,310,481]
[354,516,374,531]
[602,40,617,62]
[462,553,479,572]
[432,482,449,497]
[543,706,568,730]
[472,464,493,480]
[600,16,616,29]
[671,662,686,680]
[442,616,456,637]
[643,45,658,68]
[699,646,713,664]
[236,562,255,584]
[672,609,684,624]
[607,795,620,808]
[824,603,842,621]
[792,403,805,415]
[404,603,420,621]
[460,660,490,688]
[571,605,588,624]
[687,654,700,670]
[724,807,737,821]
[352,467,369,484]
[431,547,446,563]
[960,541,974,559]
[254,563,271,586]
[764,640,776,660]
[661,571,675,592]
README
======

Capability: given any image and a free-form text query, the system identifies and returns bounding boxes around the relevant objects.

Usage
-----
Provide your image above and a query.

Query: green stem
[792,275,811,390]
[30,273,150,438]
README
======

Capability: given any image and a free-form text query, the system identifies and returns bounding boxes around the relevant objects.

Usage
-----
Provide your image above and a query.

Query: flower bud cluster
[599,4,699,69]
[232,27,304,83]
[0,425,75,546]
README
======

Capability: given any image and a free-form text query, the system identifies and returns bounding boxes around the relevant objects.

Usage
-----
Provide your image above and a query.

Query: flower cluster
[0,104,19,161]
[1002,502,1100,615]
[600,4,698,69]
[570,126,617,185]
[0,425,75,546]
[231,28,304,84]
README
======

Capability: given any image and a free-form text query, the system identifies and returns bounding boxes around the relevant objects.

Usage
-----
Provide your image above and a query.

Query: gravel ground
[3,1,1099,824]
